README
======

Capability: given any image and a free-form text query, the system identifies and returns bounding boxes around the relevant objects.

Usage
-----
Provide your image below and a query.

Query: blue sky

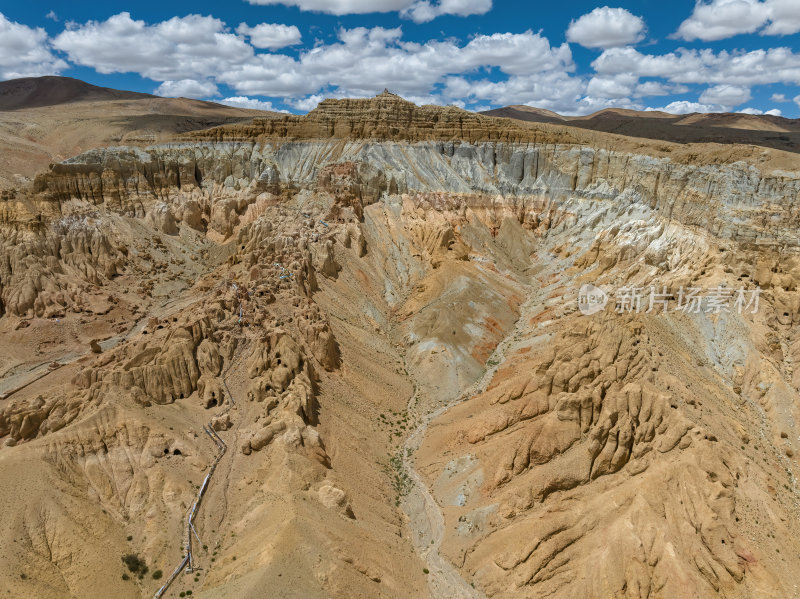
[1,0,800,116]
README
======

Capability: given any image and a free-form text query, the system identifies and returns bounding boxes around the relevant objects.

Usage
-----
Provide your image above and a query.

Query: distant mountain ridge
[479,105,565,124]
[481,104,800,154]
[0,76,154,110]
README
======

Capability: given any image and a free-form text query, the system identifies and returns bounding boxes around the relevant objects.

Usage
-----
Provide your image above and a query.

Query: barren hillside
[482,104,800,155]
[1,88,800,599]
[0,77,280,191]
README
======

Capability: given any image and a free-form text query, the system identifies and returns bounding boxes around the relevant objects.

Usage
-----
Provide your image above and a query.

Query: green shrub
[121,553,148,577]
[152,570,163,580]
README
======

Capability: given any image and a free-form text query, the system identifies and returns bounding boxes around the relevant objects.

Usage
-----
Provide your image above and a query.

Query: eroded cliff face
[10,131,797,315]
[415,219,800,598]
[1,95,800,599]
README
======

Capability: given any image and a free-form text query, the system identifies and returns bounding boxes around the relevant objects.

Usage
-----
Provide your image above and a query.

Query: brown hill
[0,76,283,189]
[480,104,565,124]
[482,104,800,154]
[0,76,153,110]
[570,107,675,120]
[675,111,797,132]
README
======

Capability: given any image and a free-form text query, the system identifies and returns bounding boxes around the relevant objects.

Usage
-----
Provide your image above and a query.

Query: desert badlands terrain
[1,78,800,599]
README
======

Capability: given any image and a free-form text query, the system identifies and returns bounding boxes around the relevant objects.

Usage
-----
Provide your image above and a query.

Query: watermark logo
[578,284,761,315]
[578,284,608,315]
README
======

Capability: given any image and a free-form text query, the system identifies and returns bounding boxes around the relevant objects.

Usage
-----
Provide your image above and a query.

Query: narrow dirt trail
[153,339,248,598]
[154,407,229,597]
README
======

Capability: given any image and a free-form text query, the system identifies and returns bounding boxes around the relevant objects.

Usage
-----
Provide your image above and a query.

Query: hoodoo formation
[1,81,800,599]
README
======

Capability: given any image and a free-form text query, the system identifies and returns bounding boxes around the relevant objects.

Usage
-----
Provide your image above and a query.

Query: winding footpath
[153,423,229,598]
[153,348,243,599]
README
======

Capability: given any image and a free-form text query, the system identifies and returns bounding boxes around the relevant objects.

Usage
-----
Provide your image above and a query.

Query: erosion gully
[398,284,545,599]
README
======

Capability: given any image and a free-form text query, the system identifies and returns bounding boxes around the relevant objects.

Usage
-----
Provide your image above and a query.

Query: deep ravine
[399,282,544,599]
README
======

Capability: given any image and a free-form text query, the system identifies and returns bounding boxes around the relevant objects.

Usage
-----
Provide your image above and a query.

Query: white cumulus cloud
[53,13,254,81]
[647,100,722,114]
[634,80,688,97]
[762,0,800,35]
[593,46,800,87]
[244,0,490,20]
[0,12,67,79]
[401,0,492,23]
[675,0,800,41]
[245,0,411,12]
[566,6,646,49]
[219,27,574,99]
[290,94,326,111]
[574,96,644,114]
[698,83,751,107]
[443,71,586,114]
[236,23,302,49]
[154,79,220,98]
[218,96,290,111]
[586,74,638,98]
[738,107,782,115]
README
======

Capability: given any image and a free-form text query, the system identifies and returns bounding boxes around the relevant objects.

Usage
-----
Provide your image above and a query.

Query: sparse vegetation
[384,451,413,506]
[121,553,148,579]
[152,569,163,580]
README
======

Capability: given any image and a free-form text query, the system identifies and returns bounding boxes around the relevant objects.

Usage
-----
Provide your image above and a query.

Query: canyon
[1,88,799,598]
